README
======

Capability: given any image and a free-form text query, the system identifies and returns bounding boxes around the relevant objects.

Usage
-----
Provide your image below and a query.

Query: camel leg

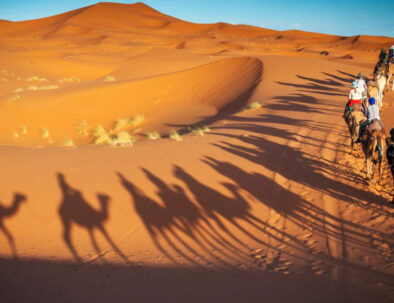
[0,222,17,258]
[62,220,81,262]
[378,160,382,185]
[98,226,130,263]
[88,229,102,256]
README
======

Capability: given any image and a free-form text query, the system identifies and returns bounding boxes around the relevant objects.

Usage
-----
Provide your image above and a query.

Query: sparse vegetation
[7,95,20,102]
[242,101,262,111]
[27,85,59,91]
[41,127,50,139]
[58,77,80,83]
[76,120,91,136]
[20,125,27,135]
[103,75,116,82]
[12,131,19,139]
[62,138,75,147]
[111,131,137,147]
[13,88,24,93]
[113,115,145,131]
[169,130,182,142]
[191,125,210,136]
[26,76,48,83]
[91,125,112,145]
[146,131,161,140]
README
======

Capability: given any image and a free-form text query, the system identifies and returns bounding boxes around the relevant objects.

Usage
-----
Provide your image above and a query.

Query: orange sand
[0,3,393,303]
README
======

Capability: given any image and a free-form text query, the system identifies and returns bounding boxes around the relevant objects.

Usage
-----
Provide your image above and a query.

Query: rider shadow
[173,165,307,253]
[141,168,251,265]
[57,173,129,263]
[117,172,206,265]
[202,156,388,252]
[0,193,27,258]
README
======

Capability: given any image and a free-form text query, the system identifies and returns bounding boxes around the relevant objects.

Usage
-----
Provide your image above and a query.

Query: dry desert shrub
[27,85,58,91]
[13,88,24,93]
[12,131,19,139]
[62,138,75,147]
[169,130,182,142]
[76,120,91,136]
[58,77,80,83]
[243,101,262,111]
[7,95,20,102]
[113,115,145,131]
[26,76,48,83]
[91,125,112,145]
[41,127,50,139]
[103,75,116,82]
[146,131,161,140]
[20,125,27,135]
[111,131,137,147]
[191,125,210,136]
[1,77,8,82]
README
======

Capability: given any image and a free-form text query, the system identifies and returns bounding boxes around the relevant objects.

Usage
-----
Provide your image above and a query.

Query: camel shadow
[0,193,27,258]
[57,173,128,263]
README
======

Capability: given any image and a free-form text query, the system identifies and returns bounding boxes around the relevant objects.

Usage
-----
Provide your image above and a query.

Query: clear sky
[0,0,393,37]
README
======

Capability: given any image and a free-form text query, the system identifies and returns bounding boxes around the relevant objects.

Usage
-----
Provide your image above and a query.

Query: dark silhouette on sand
[0,193,27,257]
[57,173,128,263]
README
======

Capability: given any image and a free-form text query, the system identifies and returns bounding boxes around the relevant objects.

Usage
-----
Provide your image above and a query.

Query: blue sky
[0,0,393,37]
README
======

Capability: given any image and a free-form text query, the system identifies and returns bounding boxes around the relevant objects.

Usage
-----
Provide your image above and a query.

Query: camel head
[97,194,111,206]
[14,192,27,204]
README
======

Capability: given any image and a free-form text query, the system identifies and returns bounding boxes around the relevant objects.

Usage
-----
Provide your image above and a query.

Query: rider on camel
[348,80,363,110]
[356,72,367,102]
[387,128,394,203]
[374,48,389,75]
[358,97,383,141]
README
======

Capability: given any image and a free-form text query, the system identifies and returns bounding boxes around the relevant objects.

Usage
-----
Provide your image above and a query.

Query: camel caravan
[343,46,394,203]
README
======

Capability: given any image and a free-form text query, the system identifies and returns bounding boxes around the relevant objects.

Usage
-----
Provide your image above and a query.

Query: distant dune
[0,1,392,147]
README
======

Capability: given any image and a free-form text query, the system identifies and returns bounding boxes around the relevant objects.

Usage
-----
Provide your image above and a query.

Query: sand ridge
[0,3,393,303]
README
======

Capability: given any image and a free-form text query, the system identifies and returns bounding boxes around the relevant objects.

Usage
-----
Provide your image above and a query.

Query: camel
[360,126,385,184]
[375,71,387,108]
[386,61,393,91]
[347,110,365,151]
[0,193,27,257]
[57,173,128,262]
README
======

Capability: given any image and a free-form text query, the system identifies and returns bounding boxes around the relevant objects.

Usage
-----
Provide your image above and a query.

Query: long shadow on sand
[57,173,129,263]
[0,193,27,258]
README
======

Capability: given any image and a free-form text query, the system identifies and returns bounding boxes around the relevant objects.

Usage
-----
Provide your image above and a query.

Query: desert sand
[0,2,393,303]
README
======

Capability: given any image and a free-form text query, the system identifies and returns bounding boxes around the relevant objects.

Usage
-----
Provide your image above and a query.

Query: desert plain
[0,2,393,302]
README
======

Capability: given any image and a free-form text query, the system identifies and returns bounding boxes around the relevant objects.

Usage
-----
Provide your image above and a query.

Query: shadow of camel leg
[98,226,130,263]
[0,222,17,258]
[88,229,108,263]
[62,221,81,262]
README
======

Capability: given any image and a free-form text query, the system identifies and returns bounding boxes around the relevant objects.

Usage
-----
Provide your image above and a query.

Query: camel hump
[368,120,383,131]
[353,111,365,123]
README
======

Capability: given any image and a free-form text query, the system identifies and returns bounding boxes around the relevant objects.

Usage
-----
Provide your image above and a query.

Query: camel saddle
[368,119,383,131]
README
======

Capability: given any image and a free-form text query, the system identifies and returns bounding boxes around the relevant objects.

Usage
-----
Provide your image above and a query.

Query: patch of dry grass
[146,131,161,140]
[7,95,20,102]
[242,101,262,111]
[91,125,112,145]
[27,85,59,91]
[76,120,91,136]
[62,138,75,147]
[103,75,116,82]
[58,77,80,83]
[26,76,48,83]
[191,125,210,136]
[111,131,137,147]
[41,127,50,139]
[169,130,182,142]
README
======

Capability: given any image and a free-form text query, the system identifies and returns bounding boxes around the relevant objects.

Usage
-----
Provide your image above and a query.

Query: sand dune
[0,56,262,146]
[0,3,393,303]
